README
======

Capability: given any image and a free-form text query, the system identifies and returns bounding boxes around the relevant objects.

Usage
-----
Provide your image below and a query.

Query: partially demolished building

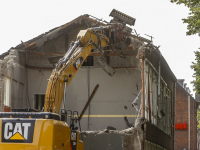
[0,11,176,149]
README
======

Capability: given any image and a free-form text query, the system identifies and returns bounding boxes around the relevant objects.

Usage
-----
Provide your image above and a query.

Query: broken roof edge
[148,48,177,82]
[176,81,195,100]
[13,14,150,51]
[160,54,177,82]
[14,15,84,50]
[177,79,185,81]
[0,51,9,60]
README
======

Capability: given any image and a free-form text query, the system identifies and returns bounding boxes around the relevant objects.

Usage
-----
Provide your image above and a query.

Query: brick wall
[175,83,197,150]
[191,95,198,150]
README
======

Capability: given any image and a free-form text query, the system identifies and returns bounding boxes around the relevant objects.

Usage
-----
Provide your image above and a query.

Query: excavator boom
[44,26,110,113]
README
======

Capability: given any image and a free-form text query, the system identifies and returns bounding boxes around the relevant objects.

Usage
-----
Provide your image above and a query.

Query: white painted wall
[27,67,142,130]
[65,67,142,130]
[27,69,52,108]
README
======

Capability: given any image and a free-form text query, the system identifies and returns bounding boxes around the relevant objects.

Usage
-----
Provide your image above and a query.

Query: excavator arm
[44,26,111,113]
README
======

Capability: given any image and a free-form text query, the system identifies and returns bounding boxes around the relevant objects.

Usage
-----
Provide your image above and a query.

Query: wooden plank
[79,84,99,121]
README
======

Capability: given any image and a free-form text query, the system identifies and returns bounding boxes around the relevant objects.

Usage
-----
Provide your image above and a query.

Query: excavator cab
[0,109,84,150]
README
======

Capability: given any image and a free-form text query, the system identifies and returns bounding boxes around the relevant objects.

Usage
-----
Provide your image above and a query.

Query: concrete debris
[130,38,143,50]
[82,119,144,150]
[107,126,116,130]
[83,118,144,135]
[83,126,135,135]
[96,57,116,76]
[136,44,146,59]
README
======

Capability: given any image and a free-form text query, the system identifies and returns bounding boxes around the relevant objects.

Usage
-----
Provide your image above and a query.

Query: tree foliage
[191,50,200,93]
[171,0,200,36]
[197,110,200,128]
[171,0,200,94]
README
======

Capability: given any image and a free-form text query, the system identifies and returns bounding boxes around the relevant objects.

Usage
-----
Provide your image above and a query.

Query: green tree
[171,0,200,128]
[171,0,200,92]
[197,110,200,129]
[191,50,200,94]
[171,0,200,36]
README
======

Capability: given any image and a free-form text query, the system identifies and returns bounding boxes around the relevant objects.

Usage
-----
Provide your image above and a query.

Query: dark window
[34,94,45,111]
[82,56,94,66]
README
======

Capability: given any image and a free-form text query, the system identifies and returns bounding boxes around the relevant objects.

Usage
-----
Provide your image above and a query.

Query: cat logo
[73,57,83,71]
[2,119,35,143]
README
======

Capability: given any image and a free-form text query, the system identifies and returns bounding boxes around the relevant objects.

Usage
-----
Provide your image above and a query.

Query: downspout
[173,81,176,150]
[188,95,190,150]
[137,45,146,150]
[142,55,145,150]
[87,67,90,131]
[158,60,161,97]
[148,65,151,122]
[142,57,145,119]
[158,60,161,123]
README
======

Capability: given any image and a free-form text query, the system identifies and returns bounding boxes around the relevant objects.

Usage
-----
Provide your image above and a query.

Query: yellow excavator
[0,9,136,150]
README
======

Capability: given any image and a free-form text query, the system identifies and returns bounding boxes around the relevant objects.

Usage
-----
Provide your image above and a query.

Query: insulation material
[4,54,16,68]
[132,89,142,112]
